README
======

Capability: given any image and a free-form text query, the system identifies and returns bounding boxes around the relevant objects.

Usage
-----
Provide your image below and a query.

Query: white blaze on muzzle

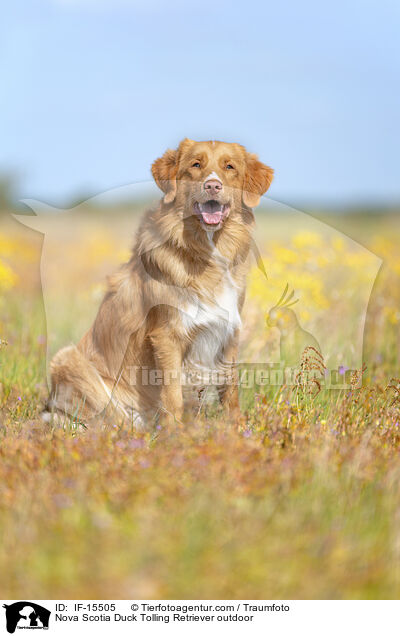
[204,171,222,185]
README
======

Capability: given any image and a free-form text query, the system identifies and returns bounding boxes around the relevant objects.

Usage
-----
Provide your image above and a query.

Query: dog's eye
[226,164,234,170]
[192,162,201,168]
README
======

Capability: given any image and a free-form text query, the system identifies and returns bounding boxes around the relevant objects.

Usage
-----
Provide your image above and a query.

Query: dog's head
[152,139,274,231]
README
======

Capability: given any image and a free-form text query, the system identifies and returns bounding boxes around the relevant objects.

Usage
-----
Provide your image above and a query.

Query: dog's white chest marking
[181,263,241,370]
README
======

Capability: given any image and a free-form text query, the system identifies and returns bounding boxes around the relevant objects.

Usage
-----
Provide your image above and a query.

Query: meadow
[1,204,400,599]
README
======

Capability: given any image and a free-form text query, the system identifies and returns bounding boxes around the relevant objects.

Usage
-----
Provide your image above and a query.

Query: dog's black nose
[204,179,223,195]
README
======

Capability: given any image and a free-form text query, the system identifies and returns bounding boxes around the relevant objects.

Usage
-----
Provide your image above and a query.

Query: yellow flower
[331,236,345,252]
[0,259,17,291]
[292,231,323,250]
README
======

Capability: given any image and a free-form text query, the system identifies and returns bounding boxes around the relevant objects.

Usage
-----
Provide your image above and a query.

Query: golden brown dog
[46,139,273,427]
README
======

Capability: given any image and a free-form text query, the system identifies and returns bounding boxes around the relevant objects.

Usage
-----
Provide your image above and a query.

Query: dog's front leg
[150,329,184,423]
[218,329,241,417]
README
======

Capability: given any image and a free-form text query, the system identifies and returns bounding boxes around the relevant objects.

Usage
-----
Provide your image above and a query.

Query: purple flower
[53,494,72,509]
[128,438,144,449]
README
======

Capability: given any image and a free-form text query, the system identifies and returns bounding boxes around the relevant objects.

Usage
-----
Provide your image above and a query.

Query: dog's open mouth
[194,200,230,226]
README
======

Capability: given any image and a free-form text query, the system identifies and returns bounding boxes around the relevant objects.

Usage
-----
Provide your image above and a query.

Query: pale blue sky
[1,0,399,206]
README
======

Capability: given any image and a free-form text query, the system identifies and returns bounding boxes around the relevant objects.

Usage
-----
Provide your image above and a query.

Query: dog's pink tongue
[202,211,222,225]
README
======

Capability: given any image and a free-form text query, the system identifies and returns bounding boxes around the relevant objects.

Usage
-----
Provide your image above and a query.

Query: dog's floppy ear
[243,152,274,208]
[152,148,178,204]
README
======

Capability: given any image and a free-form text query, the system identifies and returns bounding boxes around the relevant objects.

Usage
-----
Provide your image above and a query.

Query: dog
[46,139,273,427]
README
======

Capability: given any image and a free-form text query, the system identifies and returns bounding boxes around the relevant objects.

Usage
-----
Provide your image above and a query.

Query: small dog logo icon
[2,602,51,634]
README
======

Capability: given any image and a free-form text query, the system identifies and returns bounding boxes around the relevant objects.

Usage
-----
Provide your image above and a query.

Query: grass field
[1,207,400,599]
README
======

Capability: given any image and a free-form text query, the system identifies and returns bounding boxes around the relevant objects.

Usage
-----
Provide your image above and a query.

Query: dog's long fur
[47,139,273,427]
